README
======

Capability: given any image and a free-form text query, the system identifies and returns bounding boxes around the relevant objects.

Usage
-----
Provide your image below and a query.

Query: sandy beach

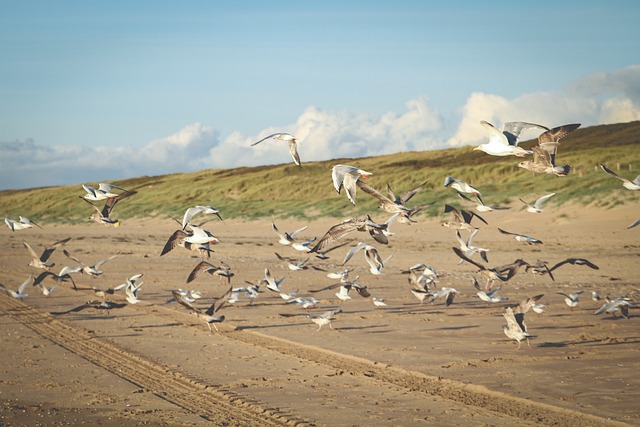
[1,203,639,426]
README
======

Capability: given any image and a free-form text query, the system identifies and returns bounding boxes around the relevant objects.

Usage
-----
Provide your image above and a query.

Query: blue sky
[1,1,639,190]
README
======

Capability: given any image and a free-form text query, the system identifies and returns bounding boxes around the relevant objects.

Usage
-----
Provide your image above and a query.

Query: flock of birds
[2,121,638,348]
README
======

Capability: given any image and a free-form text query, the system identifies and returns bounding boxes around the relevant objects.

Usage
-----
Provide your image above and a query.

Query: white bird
[331,165,373,204]
[502,306,535,350]
[307,309,341,331]
[599,164,640,190]
[557,290,584,309]
[161,225,220,256]
[4,216,43,232]
[594,297,632,318]
[181,206,223,229]
[271,222,308,246]
[335,285,352,302]
[0,276,33,299]
[23,237,71,270]
[63,249,117,277]
[251,132,301,166]
[498,228,543,245]
[372,297,387,307]
[275,253,310,271]
[410,288,432,305]
[456,192,509,212]
[455,229,489,264]
[263,268,285,293]
[287,296,319,311]
[474,279,507,304]
[430,287,461,306]
[520,193,556,213]
[325,268,353,281]
[474,121,545,157]
[342,242,392,275]
[81,182,129,201]
[443,176,481,196]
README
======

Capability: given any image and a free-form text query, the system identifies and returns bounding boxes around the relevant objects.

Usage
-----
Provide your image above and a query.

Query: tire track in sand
[0,294,310,427]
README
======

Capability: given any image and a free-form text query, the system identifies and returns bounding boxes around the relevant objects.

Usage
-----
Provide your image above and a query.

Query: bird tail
[555,165,571,176]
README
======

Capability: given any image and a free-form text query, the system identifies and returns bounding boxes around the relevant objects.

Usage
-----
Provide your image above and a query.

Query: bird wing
[186,260,218,283]
[480,120,509,147]
[63,249,85,266]
[534,193,556,209]
[502,307,520,332]
[599,164,629,183]
[41,237,71,262]
[206,286,234,315]
[537,123,581,144]
[251,133,280,146]
[288,140,301,166]
[160,229,188,256]
[502,122,548,146]
[342,242,368,266]
[22,240,40,259]
[398,180,428,204]
[452,247,485,270]
[311,218,360,253]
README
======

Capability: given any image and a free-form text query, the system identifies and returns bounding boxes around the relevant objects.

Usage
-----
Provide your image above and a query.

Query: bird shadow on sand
[538,337,640,348]
[430,325,480,331]
[235,322,310,331]
[127,323,183,329]
[536,324,596,330]
[334,324,390,332]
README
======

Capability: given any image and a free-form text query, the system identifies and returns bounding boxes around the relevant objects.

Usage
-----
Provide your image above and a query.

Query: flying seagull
[251,132,301,166]
[517,123,581,177]
[4,216,43,232]
[599,164,640,190]
[331,164,373,204]
[519,193,556,213]
[474,120,545,157]
[498,228,542,245]
[502,306,535,350]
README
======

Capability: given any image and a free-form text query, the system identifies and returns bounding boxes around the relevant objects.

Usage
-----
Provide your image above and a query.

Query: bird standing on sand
[251,132,301,166]
[502,306,535,350]
[307,309,341,331]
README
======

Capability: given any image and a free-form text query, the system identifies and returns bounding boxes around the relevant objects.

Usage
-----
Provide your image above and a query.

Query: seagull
[173,286,233,332]
[594,297,632,319]
[186,260,234,284]
[456,192,510,212]
[22,237,71,270]
[498,228,542,245]
[591,291,601,302]
[452,247,519,290]
[4,216,43,232]
[275,253,310,271]
[356,181,413,217]
[474,120,544,157]
[272,222,308,246]
[473,279,507,304]
[161,225,220,256]
[442,204,488,231]
[513,294,545,315]
[386,181,431,221]
[34,268,81,291]
[502,306,535,350]
[519,193,556,213]
[444,176,481,196]
[599,164,640,190]
[372,297,388,307]
[310,216,389,253]
[262,267,285,293]
[124,274,144,304]
[342,242,392,275]
[548,258,599,273]
[517,123,581,177]
[309,276,368,298]
[81,183,129,201]
[63,249,117,277]
[557,290,584,309]
[430,287,461,306]
[0,276,33,299]
[81,190,136,226]
[323,268,354,281]
[307,309,341,331]
[251,132,301,166]
[287,296,319,311]
[523,259,555,281]
[181,206,223,229]
[410,287,432,305]
[455,229,489,264]
[331,164,373,204]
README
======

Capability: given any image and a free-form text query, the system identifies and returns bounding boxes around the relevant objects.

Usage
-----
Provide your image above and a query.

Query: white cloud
[447,65,640,147]
[1,66,639,190]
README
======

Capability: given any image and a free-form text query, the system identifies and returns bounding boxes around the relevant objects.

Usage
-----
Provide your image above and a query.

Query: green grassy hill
[1,121,639,223]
